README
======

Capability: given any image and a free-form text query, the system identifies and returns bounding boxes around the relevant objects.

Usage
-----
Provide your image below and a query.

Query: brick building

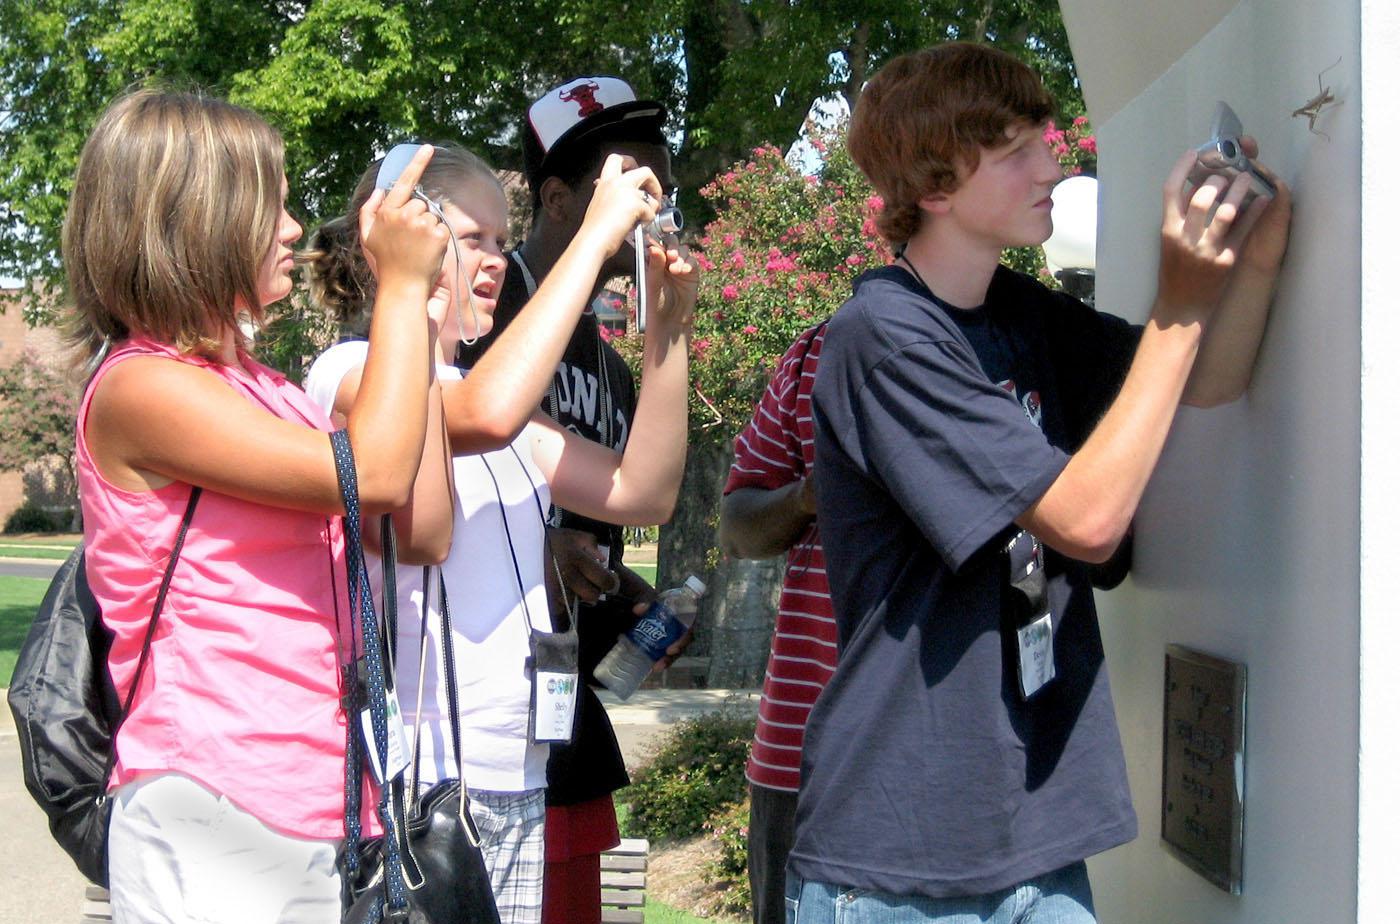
[0,286,69,528]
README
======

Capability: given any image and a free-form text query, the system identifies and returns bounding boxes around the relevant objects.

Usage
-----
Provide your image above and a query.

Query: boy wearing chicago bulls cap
[790,43,1292,923]
[522,76,668,194]
[458,77,684,924]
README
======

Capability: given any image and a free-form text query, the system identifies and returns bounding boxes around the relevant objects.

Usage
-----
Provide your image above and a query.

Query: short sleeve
[303,340,370,417]
[724,328,816,494]
[835,332,1068,572]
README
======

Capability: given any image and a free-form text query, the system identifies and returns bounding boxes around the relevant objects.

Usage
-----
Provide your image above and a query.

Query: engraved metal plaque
[1161,645,1246,894]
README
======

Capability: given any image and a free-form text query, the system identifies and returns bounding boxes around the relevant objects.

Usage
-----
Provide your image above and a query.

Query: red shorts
[541,796,621,924]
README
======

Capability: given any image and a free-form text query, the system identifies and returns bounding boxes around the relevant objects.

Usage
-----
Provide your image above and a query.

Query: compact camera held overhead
[634,193,683,333]
[1186,101,1277,212]
[376,142,483,345]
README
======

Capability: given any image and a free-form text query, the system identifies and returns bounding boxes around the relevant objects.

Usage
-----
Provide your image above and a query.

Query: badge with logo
[360,684,411,783]
[1005,529,1056,700]
[1016,611,1056,699]
[533,670,580,742]
[527,626,580,744]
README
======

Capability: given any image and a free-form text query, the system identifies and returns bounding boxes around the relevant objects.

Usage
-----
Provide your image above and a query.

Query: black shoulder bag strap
[399,566,483,857]
[97,486,203,800]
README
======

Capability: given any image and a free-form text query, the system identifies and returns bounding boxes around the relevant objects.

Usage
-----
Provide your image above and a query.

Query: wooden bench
[80,838,650,922]
[79,884,110,923]
[600,836,649,924]
[640,654,711,690]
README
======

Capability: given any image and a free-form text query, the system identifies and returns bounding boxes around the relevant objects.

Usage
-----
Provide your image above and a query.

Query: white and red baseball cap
[522,76,667,189]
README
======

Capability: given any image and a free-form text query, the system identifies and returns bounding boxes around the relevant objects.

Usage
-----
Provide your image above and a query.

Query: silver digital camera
[641,202,683,243]
[634,199,683,333]
[1187,101,1276,212]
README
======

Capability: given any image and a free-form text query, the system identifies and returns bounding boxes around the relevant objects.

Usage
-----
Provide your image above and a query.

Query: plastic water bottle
[594,575,707,700]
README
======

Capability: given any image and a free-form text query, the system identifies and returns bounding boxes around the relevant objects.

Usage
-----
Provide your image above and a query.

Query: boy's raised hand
[1157,149,1240,318]
[643,239,698,333]
[1232,139,1292,279]
[1156,140,1291,323]
[580,153,664,255]
[359,144,450,291]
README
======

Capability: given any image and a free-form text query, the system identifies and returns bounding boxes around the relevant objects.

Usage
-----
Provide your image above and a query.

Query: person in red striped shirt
[719,321,836,924]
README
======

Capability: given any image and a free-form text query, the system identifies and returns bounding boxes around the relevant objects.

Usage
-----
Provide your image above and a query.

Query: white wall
[1356,4,1400,921]
[1058,0,1376,921]
[1059,0,1236,123]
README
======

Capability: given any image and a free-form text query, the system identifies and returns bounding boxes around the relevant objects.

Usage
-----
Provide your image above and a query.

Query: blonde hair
[304,142,500,336]
[62,87,286,364]
[849,43,1054,245]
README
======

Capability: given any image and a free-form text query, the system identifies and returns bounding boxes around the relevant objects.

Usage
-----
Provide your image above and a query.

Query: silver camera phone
[633,201,682,333]
[375,143,481,345]
[376,143,448,222]
[1187,102,1276,211]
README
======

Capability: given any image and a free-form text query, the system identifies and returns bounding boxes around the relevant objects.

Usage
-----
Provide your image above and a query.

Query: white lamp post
[1042,174,1099,305]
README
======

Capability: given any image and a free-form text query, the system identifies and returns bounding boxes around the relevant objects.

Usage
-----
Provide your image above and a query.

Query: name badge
[532,670,579,742]
[360,684,410,783]
[1016,611,1056,700]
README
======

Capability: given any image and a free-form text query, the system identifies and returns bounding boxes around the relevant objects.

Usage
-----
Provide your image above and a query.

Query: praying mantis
[1292,57,1342,138]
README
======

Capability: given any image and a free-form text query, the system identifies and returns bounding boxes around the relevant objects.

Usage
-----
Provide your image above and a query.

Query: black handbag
[330,429,499,924]
[6,488,201,886]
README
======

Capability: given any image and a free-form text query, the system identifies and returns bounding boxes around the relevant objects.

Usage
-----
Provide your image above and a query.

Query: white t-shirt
[306,340,553,792]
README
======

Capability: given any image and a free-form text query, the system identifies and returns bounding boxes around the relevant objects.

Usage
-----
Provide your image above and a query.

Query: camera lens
[655,206,683,235]
[1220,140,1237,159]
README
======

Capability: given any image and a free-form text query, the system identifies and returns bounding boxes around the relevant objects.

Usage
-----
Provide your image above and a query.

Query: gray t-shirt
[792,265,1141,898]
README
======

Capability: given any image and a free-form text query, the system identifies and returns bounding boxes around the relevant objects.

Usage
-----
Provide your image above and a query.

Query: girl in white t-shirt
[303,142,695,924]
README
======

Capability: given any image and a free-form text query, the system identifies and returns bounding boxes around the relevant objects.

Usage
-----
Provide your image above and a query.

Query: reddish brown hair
[849,42,1054,245]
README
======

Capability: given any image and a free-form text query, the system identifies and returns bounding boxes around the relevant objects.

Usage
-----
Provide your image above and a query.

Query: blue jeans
[785,862,1095,924]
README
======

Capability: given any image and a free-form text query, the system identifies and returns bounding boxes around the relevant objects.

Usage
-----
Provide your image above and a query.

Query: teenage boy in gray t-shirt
[791,42,1291,923]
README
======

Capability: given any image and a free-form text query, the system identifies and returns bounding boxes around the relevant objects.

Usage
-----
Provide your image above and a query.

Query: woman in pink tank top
[64,89,453,923]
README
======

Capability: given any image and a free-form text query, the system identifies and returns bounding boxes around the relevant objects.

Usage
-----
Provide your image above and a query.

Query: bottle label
[626,606,689,663]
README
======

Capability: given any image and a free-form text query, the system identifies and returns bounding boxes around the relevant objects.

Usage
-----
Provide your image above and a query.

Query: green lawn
[0,575,49,686]
[0,543,76,561]
[644,898,711,924]
[630,562,657,585]
[0,534,80,561]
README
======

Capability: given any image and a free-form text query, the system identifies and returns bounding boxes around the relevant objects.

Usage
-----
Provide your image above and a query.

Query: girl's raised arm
[526,241,696,524]
[442,154,663,453]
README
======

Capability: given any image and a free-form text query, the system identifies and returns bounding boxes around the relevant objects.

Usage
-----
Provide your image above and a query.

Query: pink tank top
[76,338,360,839]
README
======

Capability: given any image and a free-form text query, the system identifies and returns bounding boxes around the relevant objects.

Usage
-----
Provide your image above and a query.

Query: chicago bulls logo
[559,81,604,117]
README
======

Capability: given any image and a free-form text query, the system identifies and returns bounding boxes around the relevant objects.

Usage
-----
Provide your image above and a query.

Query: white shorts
[107,773,342,924]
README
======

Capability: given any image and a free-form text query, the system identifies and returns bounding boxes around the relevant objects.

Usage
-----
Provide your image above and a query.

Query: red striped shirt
[724,323,835,792]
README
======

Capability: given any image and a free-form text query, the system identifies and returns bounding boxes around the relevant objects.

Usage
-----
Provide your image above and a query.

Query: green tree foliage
[1,0,1083,321]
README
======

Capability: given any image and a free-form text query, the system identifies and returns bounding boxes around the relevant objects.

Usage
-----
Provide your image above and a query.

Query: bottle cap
[683,575,707,597]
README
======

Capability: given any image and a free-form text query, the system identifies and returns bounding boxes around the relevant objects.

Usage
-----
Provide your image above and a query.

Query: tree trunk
[841,21,871,114]
[657,440,784,688]
[707,554,783,688]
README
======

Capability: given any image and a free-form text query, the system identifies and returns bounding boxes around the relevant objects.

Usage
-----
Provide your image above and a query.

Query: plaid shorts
[469,788,547,924]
